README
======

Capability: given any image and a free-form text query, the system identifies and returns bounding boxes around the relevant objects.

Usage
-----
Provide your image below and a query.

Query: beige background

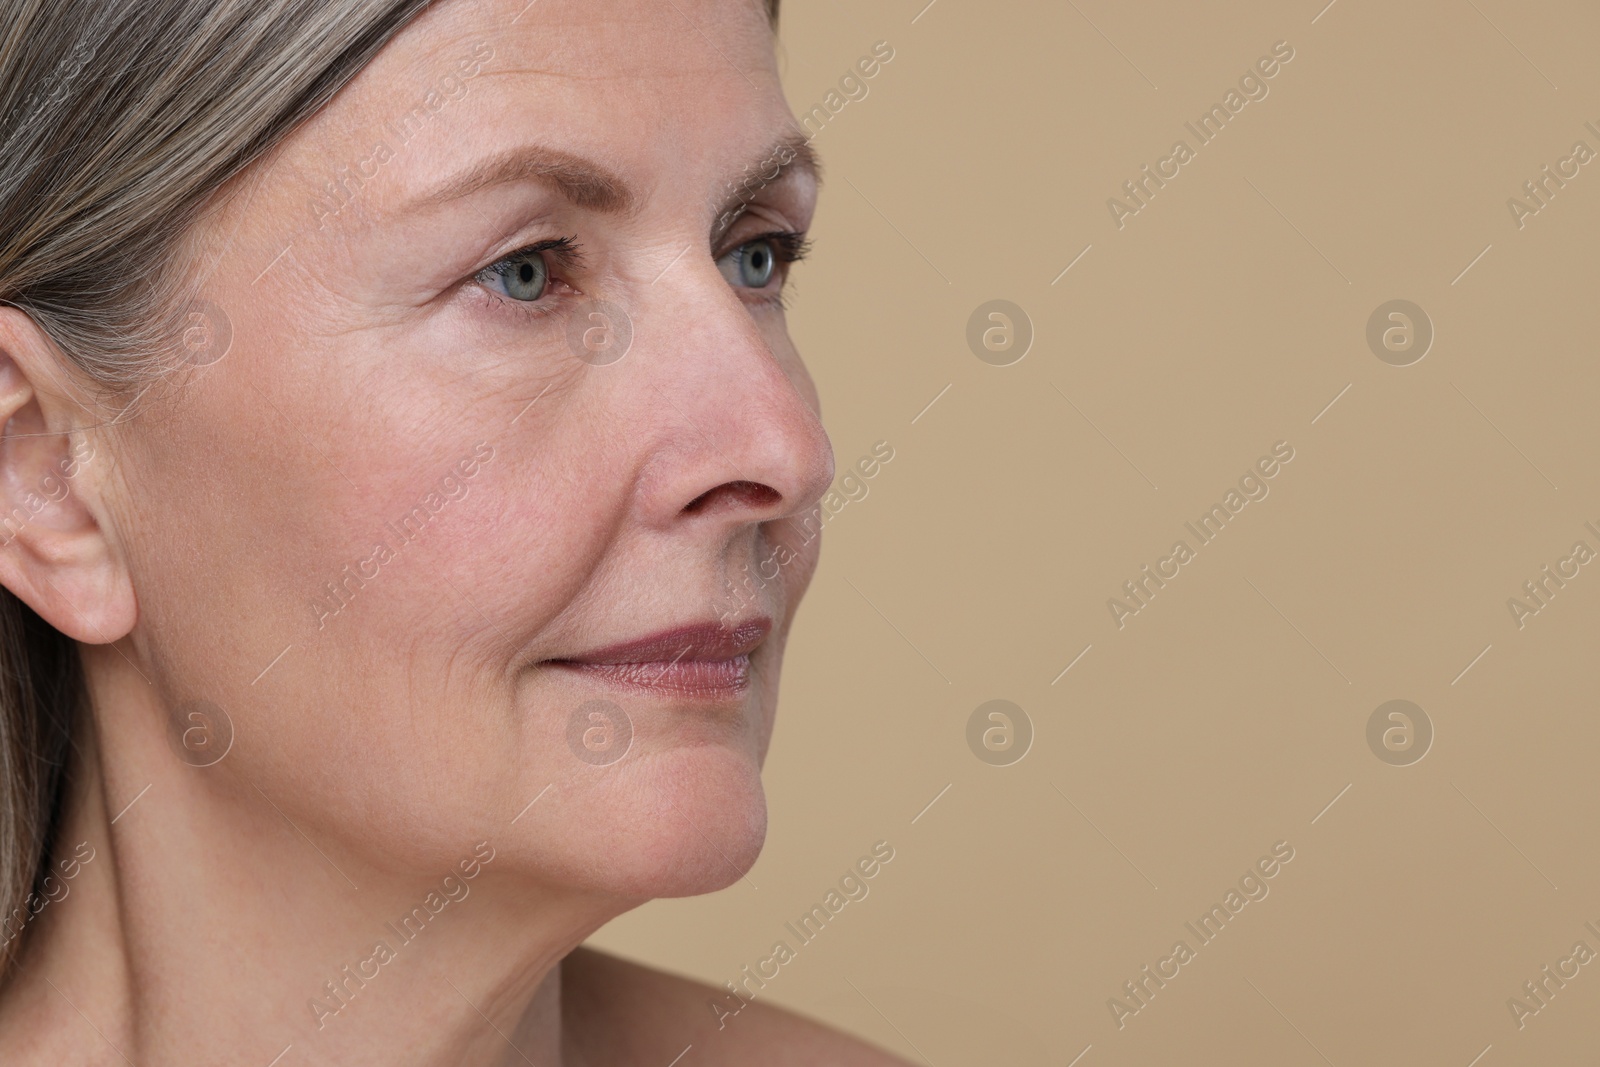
[590,0,1600,1062]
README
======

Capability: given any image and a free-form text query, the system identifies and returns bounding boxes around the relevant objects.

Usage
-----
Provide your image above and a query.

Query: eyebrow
[403,133,820,226]
[407,144,635,213]
[711,133,821,241]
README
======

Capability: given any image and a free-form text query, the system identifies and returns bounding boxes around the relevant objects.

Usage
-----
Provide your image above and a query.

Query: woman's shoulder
[562,946,916,1066]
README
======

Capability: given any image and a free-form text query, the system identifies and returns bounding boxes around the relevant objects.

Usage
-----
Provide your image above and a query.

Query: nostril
[683,479,782,515]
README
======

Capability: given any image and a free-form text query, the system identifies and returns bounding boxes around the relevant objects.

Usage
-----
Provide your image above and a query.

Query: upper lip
[547,617,773,665]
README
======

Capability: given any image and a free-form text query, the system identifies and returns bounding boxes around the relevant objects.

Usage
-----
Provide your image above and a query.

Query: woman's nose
[619,263,835,533]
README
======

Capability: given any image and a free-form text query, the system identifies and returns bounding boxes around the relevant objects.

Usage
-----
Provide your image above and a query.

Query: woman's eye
[473,236,581,312]
[718,238,779,289]
[486,249,550,302]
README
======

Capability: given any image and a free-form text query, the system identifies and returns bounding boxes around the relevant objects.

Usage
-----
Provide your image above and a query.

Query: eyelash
[472,230,812,320]
[755,231,813,267]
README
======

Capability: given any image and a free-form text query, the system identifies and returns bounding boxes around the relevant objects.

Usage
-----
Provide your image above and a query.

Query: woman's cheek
[777,521,823,614]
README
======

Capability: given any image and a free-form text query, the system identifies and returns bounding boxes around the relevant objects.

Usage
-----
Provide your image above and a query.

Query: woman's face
[101,0,833,899]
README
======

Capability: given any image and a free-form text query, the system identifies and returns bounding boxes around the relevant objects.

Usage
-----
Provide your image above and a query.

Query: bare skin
[0,0,909,1062]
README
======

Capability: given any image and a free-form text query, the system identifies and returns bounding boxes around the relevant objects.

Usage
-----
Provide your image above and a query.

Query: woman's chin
[629,742,769,897]
[525,743,770,900]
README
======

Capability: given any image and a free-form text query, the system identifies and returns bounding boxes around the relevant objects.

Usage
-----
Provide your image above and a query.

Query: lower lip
[549,656,752,698]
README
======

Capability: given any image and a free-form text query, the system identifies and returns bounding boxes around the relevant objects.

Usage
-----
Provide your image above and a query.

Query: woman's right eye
[481,249,551,302]
[474,236,583,309]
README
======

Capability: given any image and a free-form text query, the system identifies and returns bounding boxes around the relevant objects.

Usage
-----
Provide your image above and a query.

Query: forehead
[287,0,790,212]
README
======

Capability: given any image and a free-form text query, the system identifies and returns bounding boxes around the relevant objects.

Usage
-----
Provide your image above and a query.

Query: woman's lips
[544,617,772,698]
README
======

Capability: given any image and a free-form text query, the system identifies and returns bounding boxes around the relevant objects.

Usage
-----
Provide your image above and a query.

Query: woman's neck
[0,659,627,1066]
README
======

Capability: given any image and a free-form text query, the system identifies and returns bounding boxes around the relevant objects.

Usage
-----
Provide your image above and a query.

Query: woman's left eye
[717,233,809,290]
[718,238,776,289]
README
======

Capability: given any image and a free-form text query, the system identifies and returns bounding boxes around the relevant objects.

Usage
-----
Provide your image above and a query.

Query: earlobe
[0,308,136,645]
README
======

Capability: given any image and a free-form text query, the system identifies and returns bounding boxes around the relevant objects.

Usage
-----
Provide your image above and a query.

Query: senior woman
[0,0,906,1062]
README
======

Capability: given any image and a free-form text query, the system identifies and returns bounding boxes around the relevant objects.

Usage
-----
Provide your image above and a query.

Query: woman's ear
[0,307,136,644]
